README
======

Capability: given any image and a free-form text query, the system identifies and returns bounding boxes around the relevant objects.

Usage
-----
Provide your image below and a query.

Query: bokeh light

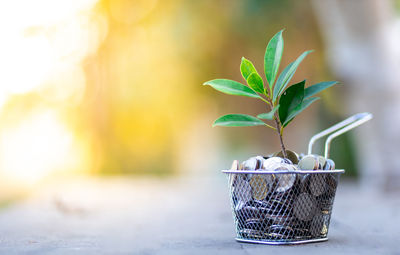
[0,110,81,183]
[0,0,105,188]
[0,0,358,192]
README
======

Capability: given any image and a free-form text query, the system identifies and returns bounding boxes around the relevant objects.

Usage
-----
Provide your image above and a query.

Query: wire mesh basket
[222,169,344,245]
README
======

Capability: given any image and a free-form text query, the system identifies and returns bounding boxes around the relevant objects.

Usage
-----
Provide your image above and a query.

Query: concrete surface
[0,174,399,255]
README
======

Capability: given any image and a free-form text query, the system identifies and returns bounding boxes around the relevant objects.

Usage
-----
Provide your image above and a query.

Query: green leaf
[240,57,258,80]
[247,72,264,94]
[304,81,338,99]
[203,79,261,99]
[273,50,313,102]
[257,105,280,120]
[283,97,320,127]
[264,30,284,89]
[278,80,305,125]
[213,114,265,127]
[240,58,264,93]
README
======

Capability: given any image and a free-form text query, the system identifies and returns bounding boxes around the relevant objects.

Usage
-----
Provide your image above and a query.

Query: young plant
[203,30,338,158]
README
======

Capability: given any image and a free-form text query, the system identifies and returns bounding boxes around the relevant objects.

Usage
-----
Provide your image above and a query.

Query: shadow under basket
[222,169,344,245]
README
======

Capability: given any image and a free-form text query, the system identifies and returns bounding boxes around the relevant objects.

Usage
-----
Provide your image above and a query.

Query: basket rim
[221,169,345,174]
[235,237,329,245]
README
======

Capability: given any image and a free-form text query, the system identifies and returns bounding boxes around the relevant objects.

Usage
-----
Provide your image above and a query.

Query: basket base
[235,237,328,245]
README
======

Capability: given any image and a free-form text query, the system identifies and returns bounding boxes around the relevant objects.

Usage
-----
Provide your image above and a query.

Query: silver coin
[282,158,293,165]
[273,163,291,171]
[231,160,239,170]
[294,193,317,221]
[238,229,266,239]
[316,156,326,170]
[324,159,335,170]
[249,175,269,200]
[288,164,299,171]
[262,174,276,186]
[233,177,252,211]
[254,156,265,170]
[274,150,299,164]
[274,164,297,193]
[324,174,338,198]
[300,174,311,193]
[267,225,295,239]
[310,214,325,237]
[243,157,258,170]
[262,157,284,170]
[323,160,331,170]
[298,155,319,170]
[229,160,240,187]
[309,174,327,197]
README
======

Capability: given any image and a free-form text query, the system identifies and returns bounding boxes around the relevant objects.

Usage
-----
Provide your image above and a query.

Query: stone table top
[0,174,398,255]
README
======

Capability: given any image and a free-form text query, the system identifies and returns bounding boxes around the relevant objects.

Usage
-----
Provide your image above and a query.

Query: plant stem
[259,97,271,106]
[266,100,288,158]
[274,115,288,158]
[264,123,277,130]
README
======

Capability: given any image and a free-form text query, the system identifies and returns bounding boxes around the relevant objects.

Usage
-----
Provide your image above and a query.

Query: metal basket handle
[307,112,373,158]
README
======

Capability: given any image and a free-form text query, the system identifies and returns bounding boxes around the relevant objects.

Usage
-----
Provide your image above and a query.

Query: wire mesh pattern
[226,171,343,244]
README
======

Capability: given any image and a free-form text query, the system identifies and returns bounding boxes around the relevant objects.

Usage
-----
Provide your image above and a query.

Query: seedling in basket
[203,30,338,158]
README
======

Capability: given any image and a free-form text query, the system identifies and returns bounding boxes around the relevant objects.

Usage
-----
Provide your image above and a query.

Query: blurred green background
[0,0,366,196]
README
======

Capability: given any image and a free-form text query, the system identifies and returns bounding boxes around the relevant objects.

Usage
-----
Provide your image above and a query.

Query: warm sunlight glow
[0,36,54,95]
[0,0,105,101]
[0,0,104,184]
[0,111,79,184]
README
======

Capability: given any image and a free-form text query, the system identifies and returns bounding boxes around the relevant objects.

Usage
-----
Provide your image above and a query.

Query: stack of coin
[273,150,299,164]
[297,155,335,170]
[229,151,338,240]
